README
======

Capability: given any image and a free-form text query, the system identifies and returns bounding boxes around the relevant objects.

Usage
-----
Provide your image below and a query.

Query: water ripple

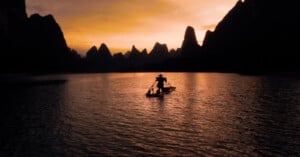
[1,73,300,156]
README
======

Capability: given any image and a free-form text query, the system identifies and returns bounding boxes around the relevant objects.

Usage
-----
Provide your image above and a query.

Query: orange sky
[26,0,238,55]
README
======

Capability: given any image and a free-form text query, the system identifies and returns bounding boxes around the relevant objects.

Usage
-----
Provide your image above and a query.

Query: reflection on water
[1,73,300,156]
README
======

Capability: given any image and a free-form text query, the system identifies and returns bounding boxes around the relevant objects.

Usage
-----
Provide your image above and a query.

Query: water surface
[1,73,300,156]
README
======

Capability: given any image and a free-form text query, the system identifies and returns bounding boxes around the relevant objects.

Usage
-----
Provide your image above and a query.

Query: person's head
[158,74,163,77]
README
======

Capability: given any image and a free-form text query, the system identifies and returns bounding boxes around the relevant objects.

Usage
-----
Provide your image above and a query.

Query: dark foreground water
[1,73,300,157]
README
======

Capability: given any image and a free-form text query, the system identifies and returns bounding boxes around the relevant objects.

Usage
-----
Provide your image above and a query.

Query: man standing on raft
[156,74,167,93]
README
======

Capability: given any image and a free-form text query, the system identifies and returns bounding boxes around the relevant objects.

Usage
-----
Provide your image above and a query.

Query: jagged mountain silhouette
[1,0,299,73]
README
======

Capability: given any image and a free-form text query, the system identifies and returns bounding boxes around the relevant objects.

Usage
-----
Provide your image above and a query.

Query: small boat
[146,92,164,98]
[145,79,176,98]
[162,86,176,93]
[145,86,175,98]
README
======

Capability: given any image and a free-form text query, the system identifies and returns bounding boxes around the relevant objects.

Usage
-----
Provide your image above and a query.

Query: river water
[1,73,300,157]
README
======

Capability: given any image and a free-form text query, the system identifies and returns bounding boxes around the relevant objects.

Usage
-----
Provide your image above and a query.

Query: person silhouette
[156,74,167,93]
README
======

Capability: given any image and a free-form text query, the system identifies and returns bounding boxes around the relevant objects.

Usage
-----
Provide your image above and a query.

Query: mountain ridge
[1,0,299,73]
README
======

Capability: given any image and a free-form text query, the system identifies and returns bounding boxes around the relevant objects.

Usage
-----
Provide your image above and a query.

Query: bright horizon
[26,0,238,55]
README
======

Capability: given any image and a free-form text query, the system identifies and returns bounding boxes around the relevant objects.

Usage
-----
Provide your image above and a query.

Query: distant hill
[0,0,81,73]
[1,0,299,73]
[201,0,300,73]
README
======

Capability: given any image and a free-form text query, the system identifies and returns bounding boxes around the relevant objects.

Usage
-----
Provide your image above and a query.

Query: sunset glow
[26,0,238,54]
